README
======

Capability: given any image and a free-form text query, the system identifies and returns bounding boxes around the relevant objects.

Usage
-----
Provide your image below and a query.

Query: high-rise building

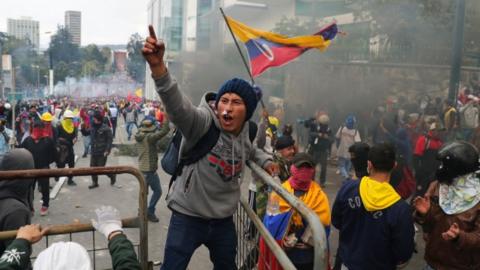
[65,11,81,46]
[7,17,40,50]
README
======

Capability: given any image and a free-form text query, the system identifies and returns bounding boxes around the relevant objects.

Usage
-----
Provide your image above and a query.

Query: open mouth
[223,114,234,125]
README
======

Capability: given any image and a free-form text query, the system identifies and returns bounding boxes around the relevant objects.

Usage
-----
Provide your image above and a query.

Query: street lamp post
[44,31,54,96]
[31,65,40,97]
[448,0,466,103]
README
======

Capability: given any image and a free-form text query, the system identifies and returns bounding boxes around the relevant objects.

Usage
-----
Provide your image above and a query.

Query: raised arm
[143,25,210,140]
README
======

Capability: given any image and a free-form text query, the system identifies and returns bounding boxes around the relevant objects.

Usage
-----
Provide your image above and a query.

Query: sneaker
[40,207,48,216]
[88,183,99,189]
[82,153,87,158]
[67,180,77,186]
[147,213,159,223]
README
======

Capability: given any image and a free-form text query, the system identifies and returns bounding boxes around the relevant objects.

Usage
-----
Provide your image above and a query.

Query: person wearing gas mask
[413,141,480,270]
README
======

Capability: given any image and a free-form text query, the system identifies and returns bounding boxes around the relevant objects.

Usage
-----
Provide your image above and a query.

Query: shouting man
[142,26,277,270]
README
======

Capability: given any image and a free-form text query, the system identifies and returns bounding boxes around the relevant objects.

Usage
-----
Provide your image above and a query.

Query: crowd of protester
[0,26,478,270]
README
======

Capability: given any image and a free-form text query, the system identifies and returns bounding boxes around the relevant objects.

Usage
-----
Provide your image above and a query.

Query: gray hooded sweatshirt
[155,73,272,219]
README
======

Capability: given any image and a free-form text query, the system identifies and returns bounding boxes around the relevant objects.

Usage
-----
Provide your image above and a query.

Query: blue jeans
[338,157,352,181]
[161,211,237,270]
[143,171,162,215]
[83,135,91,155]
[126,121,137,140]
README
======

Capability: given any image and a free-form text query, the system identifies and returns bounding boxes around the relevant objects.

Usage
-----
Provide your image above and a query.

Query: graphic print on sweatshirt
[207,138,243,182]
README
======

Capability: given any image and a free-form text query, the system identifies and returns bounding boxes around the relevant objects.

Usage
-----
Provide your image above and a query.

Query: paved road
[29,117,427,269]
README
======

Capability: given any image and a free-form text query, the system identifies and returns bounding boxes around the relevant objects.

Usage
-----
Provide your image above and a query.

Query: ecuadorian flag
[258,181,331,270]
[258,207,293,270]
[226,16,338,77]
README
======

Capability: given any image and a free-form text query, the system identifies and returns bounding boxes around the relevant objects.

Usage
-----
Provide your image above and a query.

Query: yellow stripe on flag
[226,16,331,50]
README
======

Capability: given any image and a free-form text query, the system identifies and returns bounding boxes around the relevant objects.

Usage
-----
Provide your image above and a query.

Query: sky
[0,0,150,48]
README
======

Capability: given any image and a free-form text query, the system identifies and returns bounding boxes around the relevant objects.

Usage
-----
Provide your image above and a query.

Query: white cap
[34,241,92,270]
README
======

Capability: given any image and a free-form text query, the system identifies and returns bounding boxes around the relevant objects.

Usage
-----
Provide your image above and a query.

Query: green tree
[126,33,146,83]
[80,44,107,77]
[0,33,47,89]
[100,47,113,73]
[47,26,81,83]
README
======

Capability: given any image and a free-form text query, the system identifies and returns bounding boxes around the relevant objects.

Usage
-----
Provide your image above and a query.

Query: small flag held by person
[225,16,338,77]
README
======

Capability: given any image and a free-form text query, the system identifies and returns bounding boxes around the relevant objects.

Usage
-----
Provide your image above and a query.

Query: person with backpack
[135,116,170,222]
[142,26,277,270]
[335,115,361,182]
[332,143,415,270]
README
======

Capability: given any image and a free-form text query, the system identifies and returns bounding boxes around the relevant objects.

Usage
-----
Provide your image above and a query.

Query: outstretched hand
[413,196,431,215]
[142,25,167,77]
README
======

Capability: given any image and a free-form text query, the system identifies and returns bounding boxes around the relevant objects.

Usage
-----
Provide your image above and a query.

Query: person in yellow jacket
[269,153,331,270]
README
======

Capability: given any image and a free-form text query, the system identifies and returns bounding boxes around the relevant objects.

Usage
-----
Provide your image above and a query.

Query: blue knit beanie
[215,78,259,121]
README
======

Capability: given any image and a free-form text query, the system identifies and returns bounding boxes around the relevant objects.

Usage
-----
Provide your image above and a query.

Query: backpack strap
[167,122,220,191]
[248,121,258,143]
[167,120,258,192]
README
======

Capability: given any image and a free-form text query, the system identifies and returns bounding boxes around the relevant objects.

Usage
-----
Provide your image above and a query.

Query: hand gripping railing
[246,161,328,270]
[0,166,150,270]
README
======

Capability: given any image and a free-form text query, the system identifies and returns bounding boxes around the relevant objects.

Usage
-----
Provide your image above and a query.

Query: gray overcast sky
[0,0,149,48]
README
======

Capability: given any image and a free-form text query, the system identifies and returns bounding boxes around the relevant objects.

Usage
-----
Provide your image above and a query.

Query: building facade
[144,0,361,100]
[65,11,82,46]
[7,17,40,50]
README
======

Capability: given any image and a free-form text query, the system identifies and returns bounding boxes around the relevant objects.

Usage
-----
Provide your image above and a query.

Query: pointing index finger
[148,25,157,40]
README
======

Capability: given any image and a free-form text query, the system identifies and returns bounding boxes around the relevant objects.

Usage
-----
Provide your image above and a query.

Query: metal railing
[0,166,150,270]
[234,161,329,270]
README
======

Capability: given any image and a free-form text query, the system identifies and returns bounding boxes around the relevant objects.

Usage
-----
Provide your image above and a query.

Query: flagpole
[219,8,254,85]
[219,8,266,109]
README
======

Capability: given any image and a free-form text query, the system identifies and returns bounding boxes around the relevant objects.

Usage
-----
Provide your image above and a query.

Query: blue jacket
[332,180,414,270]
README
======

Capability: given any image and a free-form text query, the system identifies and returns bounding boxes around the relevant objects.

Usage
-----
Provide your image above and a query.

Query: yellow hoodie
[359,176,401,212]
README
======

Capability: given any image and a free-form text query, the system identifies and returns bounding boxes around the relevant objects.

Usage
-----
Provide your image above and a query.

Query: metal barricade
[0,166,151,270]
[235,161,328,270]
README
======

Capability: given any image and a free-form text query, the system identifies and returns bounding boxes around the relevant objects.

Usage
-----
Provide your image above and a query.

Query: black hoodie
[0,149,35,254]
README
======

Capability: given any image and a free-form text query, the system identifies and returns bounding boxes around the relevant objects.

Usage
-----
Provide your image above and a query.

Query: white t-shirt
[336,126,361,159]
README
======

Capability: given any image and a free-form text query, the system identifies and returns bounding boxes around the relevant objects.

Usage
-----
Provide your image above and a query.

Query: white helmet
[4,103,11,110]
[63,110,75,118]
